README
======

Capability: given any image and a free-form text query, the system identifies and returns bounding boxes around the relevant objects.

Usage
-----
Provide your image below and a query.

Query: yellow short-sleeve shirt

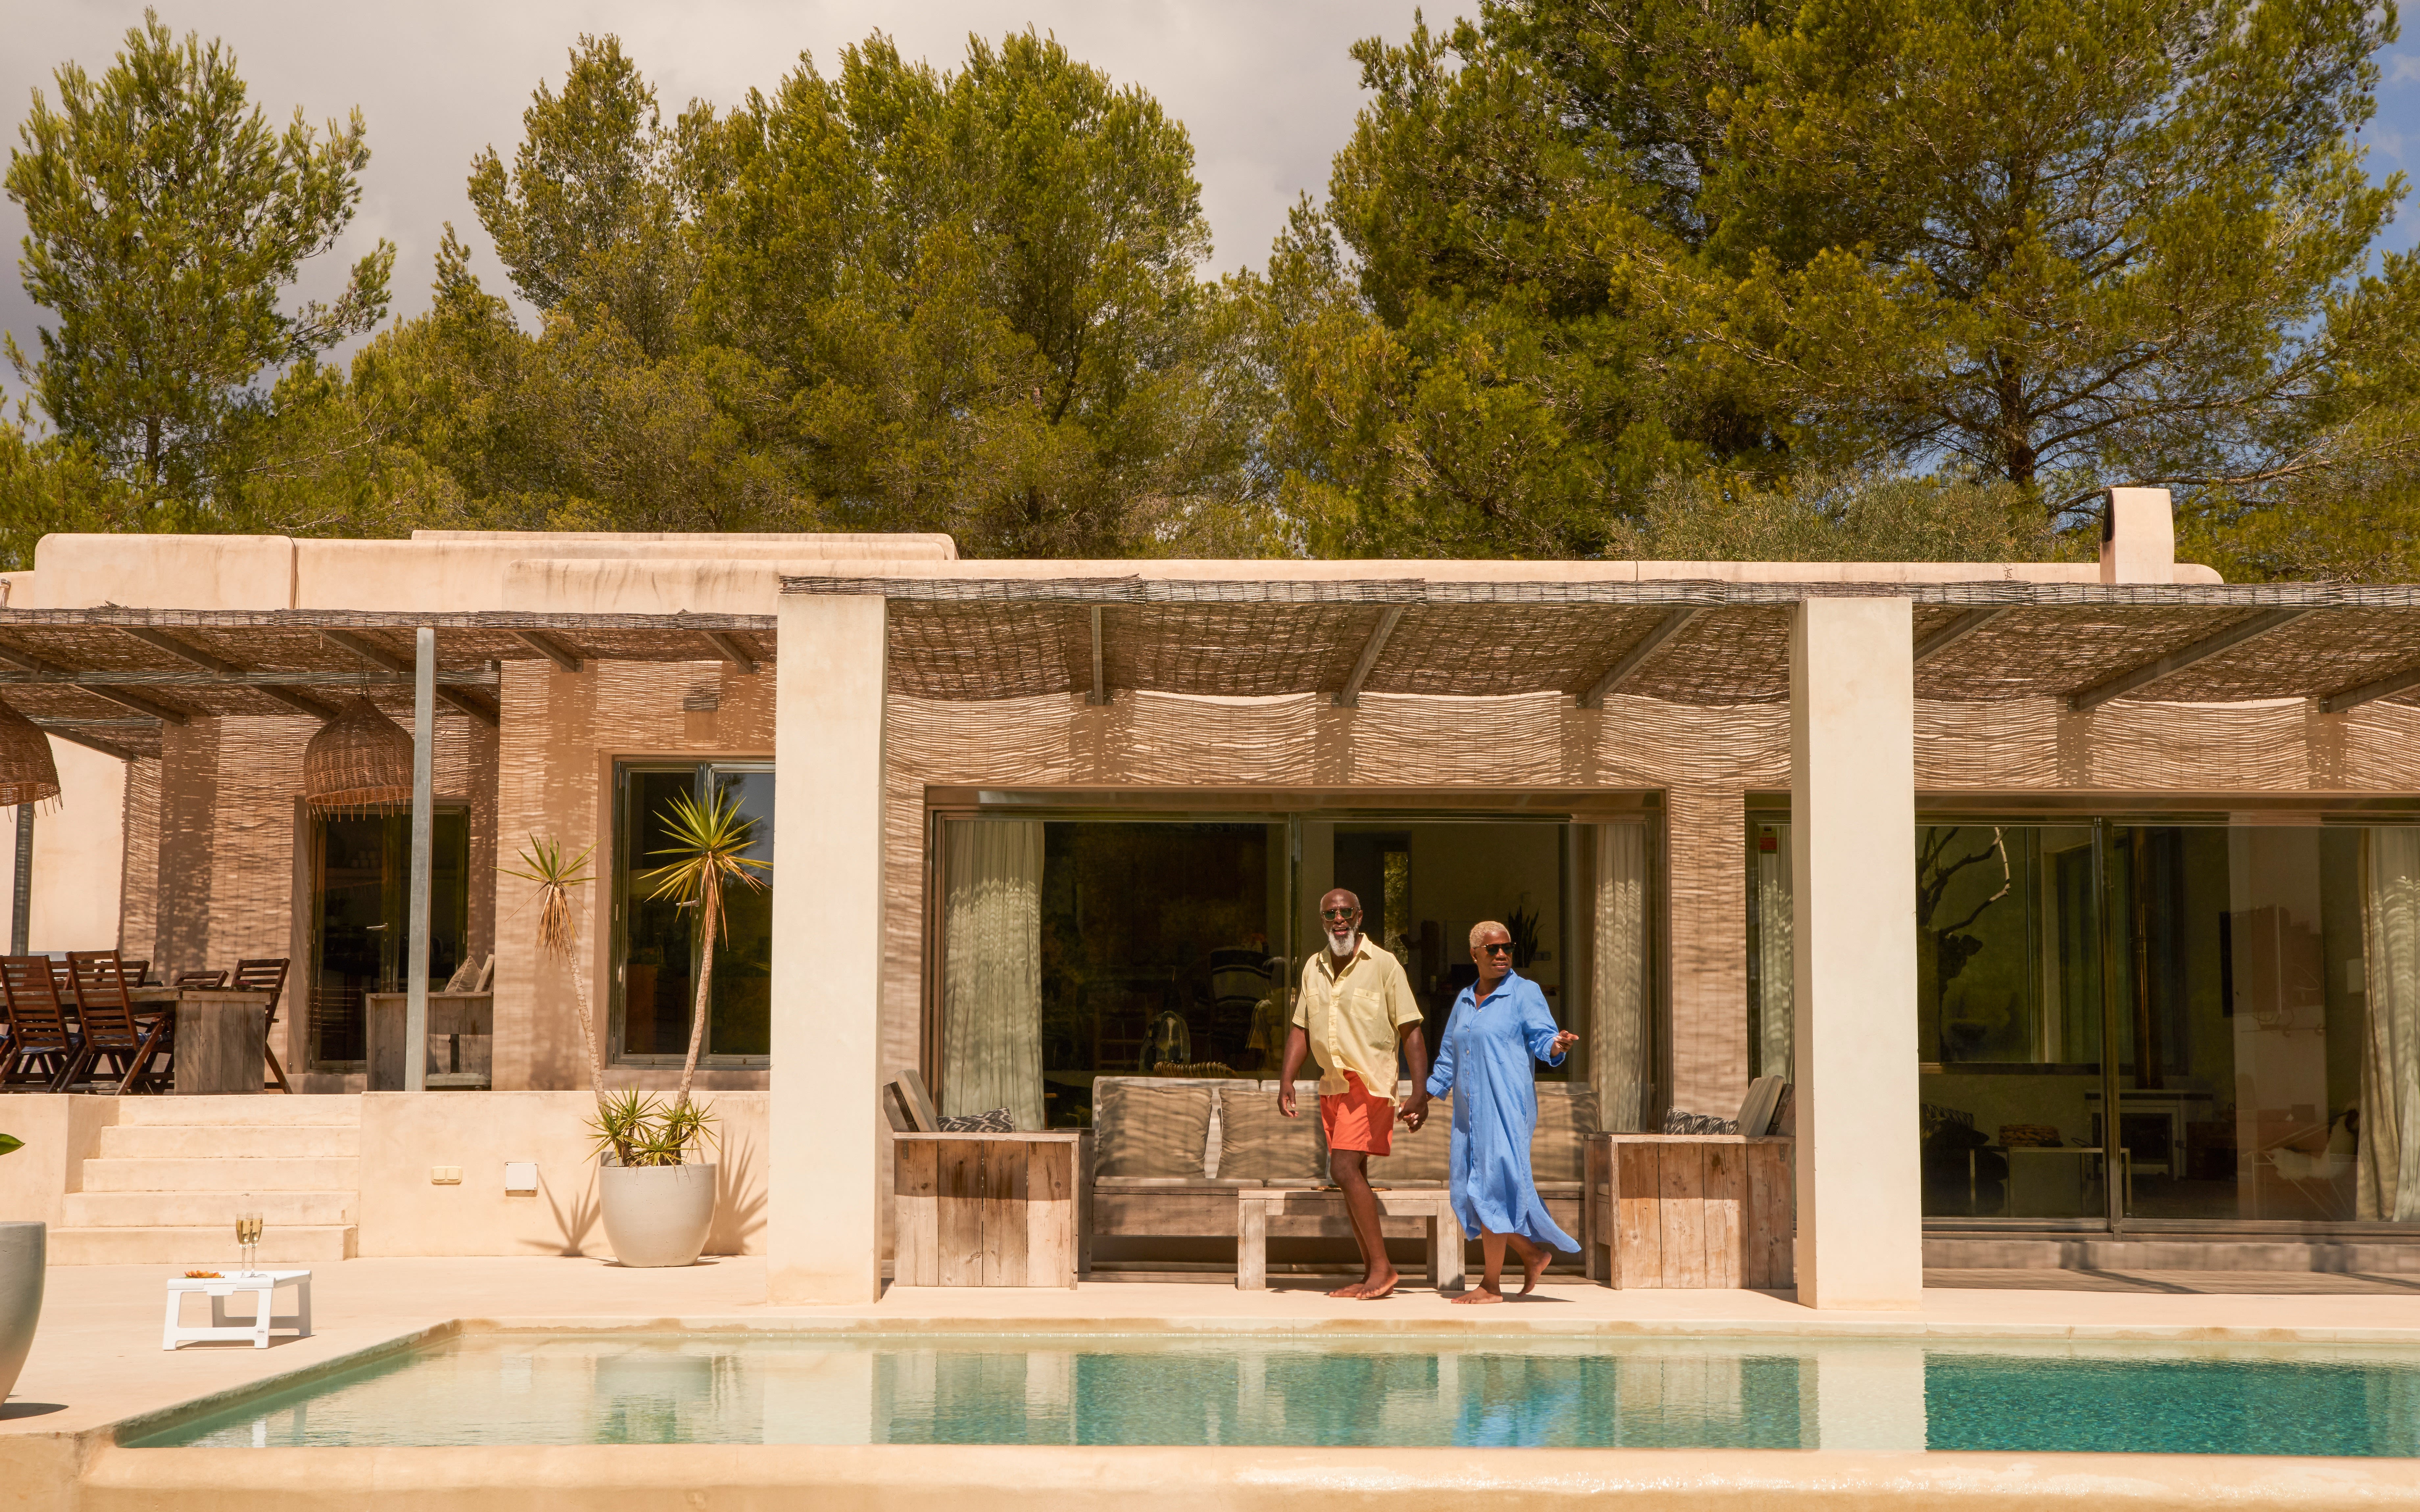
[1291,938,1424,1105]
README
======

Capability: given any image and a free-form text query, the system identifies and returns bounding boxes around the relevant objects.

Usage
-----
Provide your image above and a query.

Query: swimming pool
[120,1331,2420,1456]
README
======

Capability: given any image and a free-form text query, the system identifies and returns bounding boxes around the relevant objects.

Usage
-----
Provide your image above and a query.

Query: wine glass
[235,1208,263,1274]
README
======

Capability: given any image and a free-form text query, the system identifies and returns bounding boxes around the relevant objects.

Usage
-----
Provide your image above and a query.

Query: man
[1278,887,1430,1299]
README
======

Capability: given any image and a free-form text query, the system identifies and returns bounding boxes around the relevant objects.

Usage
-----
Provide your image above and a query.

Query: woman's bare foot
[1451,1285,1505,1305]
[1358,1273,1400,1301]
[1517,1242,1550,1296]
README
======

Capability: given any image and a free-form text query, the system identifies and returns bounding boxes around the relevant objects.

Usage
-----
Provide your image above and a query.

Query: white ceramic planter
[0,1224,42,1403]
[597,1161,716,1267]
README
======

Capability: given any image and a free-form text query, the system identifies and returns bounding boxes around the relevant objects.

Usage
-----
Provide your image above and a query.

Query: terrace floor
[17,1258,2420,1443]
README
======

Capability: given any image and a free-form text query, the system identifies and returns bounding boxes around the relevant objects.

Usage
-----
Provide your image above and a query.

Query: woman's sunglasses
[1479,942,1514,956]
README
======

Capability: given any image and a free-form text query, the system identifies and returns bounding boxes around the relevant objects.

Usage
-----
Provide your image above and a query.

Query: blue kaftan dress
[1425,969,1578,1252]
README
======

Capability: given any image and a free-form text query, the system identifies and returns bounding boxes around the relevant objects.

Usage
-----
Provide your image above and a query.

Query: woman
[1424,919,1580,1303]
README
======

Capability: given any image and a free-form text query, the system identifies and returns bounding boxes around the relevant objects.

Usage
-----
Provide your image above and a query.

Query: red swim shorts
[1319,1071,1393,1157]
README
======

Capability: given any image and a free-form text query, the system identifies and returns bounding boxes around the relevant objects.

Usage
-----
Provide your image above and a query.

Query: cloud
[0,0,1429,386]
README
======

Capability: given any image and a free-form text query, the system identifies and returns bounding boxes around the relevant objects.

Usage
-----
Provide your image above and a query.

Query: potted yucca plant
[504,822,740,1269]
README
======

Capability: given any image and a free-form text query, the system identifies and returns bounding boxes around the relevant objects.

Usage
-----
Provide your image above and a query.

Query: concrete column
[1790,597,1921,1309]
[769,593,888,1304]
[405,626,436,1094]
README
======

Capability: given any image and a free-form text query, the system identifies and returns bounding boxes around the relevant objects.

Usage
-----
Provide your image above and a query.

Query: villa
[4,486,2420,1312]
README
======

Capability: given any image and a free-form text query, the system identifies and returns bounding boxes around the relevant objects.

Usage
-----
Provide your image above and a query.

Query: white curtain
[2359,827,2420,1222]
[1593,823,1653,1131]
[1754,828,1794,1085]
[941,820,1045,1128]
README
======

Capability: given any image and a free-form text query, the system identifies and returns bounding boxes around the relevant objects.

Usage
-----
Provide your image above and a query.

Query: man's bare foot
[1451,1286,1505,1305]
[1357,1273,1399,1301]
[1327,1279,1369,1299]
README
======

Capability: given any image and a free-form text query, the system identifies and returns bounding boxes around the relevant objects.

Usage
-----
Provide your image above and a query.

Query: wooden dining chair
[0,957,74,1090]
[64,951,171,1095]
[232,958,293,1093]
[174,970,229,988]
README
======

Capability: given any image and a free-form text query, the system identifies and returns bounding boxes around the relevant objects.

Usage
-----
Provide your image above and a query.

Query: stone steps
[54,1096,363,1265]
[50,1224,355,1266]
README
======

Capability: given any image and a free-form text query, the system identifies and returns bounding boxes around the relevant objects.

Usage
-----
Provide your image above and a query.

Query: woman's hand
[1548,1029,1580,1058]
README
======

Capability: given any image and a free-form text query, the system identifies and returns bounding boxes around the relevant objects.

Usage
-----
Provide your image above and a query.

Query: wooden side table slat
[892,1132,1079,1288]
[1587,1133,1795,1289]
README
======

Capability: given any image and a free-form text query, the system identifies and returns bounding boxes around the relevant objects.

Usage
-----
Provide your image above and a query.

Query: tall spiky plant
[500,837,608,1106]
[640,786,768,1113]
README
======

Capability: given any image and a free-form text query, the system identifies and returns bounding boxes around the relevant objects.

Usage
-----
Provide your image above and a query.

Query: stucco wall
[0,1095,117,1228]
[355,1090,765,1258]
[0,736,125,951]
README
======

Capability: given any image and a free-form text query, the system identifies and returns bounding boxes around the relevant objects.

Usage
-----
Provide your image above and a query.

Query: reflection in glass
[617,765,774,1060]
[1912,824,2106,1221]
[309,809,468,1067]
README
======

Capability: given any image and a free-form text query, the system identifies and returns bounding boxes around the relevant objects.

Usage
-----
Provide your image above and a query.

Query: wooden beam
[515,630,584,673]
[26,720,143,762]
[1333,607,1405,708]
[700,630,758,674]
[2068,608,2313,713]
[1913,606,2009,664]
[319,628,498,725]
[1580,607,1706,707]
[2320,663,2420,715]
[0,640,191,723]
[115,626,339,719]
[1088,605,1107,705]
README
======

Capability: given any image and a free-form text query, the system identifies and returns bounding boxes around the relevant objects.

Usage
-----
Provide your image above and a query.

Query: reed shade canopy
[0,698,60,808]
[301,695,413,813]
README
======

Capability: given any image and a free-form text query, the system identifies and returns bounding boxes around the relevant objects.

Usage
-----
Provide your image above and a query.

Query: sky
[0,0,1428,375]
[5,0,2420,390]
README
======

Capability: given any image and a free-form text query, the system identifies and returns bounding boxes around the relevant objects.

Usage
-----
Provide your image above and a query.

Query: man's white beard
[1327,930,1358,958]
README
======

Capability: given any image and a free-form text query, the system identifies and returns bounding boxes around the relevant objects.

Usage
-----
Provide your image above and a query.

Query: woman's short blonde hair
[1469,920,1509,949]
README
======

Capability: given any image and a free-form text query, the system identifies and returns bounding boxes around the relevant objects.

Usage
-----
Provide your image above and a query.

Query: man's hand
[1277,1083,1297,1119]
[1399,1089,1431,1132]
[1548,1029,1580,1059]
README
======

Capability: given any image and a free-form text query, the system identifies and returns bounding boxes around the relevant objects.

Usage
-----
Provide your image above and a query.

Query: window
[934,808,1657,1131]
[613,763,774,1064]
[1745,812,2420,1228]
[308,808,469,1069]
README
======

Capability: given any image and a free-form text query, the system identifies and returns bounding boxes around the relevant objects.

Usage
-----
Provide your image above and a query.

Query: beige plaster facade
[5,508,2419,1306]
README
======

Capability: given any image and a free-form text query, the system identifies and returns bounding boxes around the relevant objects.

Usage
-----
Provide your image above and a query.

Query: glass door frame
[1913,801,2420,1236]
[609,758,775,1069]
[305,800,472,1073]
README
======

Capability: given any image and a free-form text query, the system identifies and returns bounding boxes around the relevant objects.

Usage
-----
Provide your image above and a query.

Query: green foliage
[0,1133,21,1158]
[587,1088,717,1168]
[5,10,392,497]
[501,836,609,1103]
[1616,471,2069,562]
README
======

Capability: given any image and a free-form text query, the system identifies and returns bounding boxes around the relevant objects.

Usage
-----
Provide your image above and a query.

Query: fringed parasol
[0,698,60,808]
[302,695,413,814]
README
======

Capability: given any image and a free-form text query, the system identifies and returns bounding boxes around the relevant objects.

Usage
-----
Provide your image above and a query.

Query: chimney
[2099,487,2175,585]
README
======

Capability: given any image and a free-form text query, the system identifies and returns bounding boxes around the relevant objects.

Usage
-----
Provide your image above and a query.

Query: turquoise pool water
[122,1332,2420,1456]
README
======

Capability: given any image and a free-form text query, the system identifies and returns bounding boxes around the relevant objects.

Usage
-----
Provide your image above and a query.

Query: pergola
[0,609,776,760]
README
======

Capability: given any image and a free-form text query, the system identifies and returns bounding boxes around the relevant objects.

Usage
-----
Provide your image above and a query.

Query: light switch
[504,1161,538,1194]
[430,1166,463,1185]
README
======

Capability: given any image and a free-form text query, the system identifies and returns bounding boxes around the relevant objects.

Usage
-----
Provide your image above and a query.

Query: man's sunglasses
[1320,907,1359,921]
[1479,942,1514,956]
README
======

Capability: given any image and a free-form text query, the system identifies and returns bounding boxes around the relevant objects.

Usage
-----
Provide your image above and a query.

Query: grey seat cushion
[1368,1085,1451,1184]
[1219,1081,1327,1183]
[1092,1077,1215,1179]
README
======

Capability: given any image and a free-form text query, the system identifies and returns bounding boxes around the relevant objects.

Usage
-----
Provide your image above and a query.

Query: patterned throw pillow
[937,1108,1014,1133]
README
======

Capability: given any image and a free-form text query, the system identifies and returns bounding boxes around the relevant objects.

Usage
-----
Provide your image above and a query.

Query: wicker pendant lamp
[0,698,60,808]
[301,695,413,813]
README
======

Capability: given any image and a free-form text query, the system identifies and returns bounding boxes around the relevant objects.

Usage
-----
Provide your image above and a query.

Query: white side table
[162,1270,312,1350]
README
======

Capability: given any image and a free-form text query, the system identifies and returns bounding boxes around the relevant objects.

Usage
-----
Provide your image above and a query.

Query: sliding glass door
[613,762,775,1064]
[935,808,1658,1131]
[308,808,469,1069]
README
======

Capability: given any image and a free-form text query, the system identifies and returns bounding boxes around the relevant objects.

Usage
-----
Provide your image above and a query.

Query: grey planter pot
[597,1161,716,1267]
[0,1224,42,1405]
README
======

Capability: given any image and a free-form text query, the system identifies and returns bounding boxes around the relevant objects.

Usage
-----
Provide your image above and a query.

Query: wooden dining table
[128,987,276,1095]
